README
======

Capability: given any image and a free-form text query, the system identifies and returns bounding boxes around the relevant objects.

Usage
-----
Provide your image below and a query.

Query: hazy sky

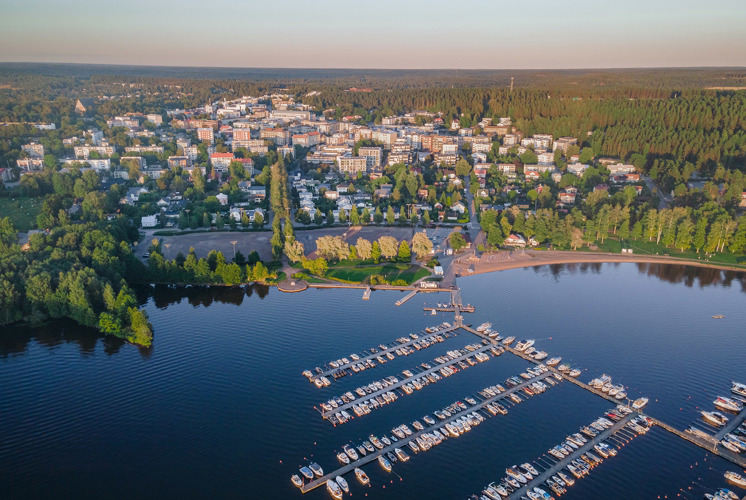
[1,0,745,69]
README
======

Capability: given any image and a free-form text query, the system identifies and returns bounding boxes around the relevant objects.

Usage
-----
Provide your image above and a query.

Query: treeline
[0,216,154,346]
[146,246,276,286]
[480,203,746,255]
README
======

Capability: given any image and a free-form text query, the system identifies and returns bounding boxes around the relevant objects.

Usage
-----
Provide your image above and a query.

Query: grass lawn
[325,262,431,284]
[0,196,43,232]
[588,237,746,268]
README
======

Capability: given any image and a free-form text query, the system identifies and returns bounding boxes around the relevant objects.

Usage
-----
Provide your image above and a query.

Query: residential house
[504,233,527,247]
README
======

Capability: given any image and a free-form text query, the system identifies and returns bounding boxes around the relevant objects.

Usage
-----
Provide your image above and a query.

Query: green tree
[374,206,384,224]
[371,241,381,263]
[350,206,360,225]
[422,210,431,226]
[398,241,411,262]
[692,217,707,252]
[449,232,467,251]
[386,205,396,225]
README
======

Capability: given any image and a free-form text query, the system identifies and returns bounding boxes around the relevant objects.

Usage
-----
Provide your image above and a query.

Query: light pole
[231,240,237,261]
[164,243,171,260]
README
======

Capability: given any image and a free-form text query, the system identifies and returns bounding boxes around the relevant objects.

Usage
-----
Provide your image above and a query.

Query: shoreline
[450,250,746,277]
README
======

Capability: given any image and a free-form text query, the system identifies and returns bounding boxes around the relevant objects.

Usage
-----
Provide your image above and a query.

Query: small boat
[343,444,358,461]
[546,357,561,366]
[300,466,314,480]
[732,381,746,397]
[701,411,729,427]
[378,455,392,472]
[569,369,581,377]
[291,475,303,488]
[355,467,369,485]
[326,479,343,499]
[363,441,375,453]
[632,397,649,410]
[395,447,409,462]
[712,314,725,319]
[724,471,746,487]
[502,336,515,345]
[309,462,324,477]
[337,452,349,465]
[336,476,349,494]
[714,396,744,413]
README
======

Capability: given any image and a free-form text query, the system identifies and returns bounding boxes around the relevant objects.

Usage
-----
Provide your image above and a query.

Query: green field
[325,263,431,284]
[588,237,746,268]
[0,196,42,232]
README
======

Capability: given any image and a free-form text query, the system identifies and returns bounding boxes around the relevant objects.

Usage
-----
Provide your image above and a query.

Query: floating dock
[362,287,371,300]
[462,323,746,469]
[300,370,556,493]
[319,343,497,420]
[395,290,417,305]
[508,412,638,499]
[309,325,459,382]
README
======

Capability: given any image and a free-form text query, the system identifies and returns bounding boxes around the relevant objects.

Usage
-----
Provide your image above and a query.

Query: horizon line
[1,61,745,73]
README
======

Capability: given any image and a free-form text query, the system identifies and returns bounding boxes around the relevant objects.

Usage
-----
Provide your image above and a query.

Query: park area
[0,196,42,232]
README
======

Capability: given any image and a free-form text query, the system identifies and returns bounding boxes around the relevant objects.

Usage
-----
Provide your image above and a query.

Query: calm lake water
[1,263,745,500]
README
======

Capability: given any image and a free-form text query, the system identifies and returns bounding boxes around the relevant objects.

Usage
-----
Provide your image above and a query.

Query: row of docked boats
[302,324,453,385]
[692,381,746,455]
[472,406,647,500]
[324,343,498,425]
[587,374,629,400]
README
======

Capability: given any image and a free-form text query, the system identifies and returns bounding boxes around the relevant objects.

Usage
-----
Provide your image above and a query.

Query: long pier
[461,324,746,469]
[320,343,497,420]
[300,371,556,493]
[508,412,638,499]
[309,325,459,382]
[395,290,417,305]
[646,413,746,468]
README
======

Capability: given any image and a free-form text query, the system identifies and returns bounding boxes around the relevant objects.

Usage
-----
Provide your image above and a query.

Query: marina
[299,369,558,493]
[503,411,643,499]
[5,262,745,500]
[305,323,459,383]
[318,342,499,422]
[300,295,746,497]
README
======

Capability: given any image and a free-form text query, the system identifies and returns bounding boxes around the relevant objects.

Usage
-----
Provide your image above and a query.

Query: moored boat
[724,471,746,487]
[732,381,746,397]
[378,454,392,472]
[309,462,324,477]
[291,474,303,488]
[632,397,649,410]
[355,467,370,485]
[701,411,729,427]
[336,476,349,494]
[326,479,343,499]
[714,396,743,413]
[300,466,314,480]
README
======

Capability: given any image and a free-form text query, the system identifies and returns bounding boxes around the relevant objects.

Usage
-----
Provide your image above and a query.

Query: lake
[1,263,745,499]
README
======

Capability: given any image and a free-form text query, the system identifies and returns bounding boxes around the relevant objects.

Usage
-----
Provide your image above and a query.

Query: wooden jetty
[646,410,746,468]
[309,325,459,382]
[319,343,497,420]
[508,412,639,499]
[300,370,556,493]
[395,289,417,305]
[362,287,371,300]
[423,305,476,313]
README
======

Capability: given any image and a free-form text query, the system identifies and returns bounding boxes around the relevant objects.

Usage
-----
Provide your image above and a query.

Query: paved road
[642,175,670,210]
